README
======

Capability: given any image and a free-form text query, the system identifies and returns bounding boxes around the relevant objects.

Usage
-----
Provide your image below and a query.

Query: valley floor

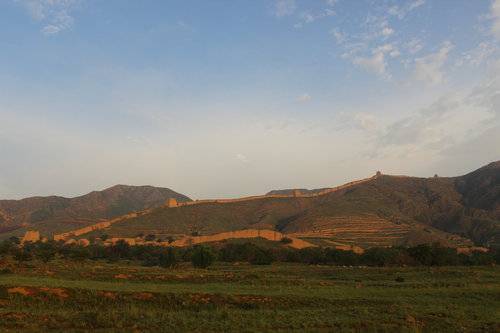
[0,260,498,332]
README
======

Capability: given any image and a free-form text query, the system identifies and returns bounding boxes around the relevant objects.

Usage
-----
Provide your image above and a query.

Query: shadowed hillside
[0,185,191,238]
[67,161,498,249]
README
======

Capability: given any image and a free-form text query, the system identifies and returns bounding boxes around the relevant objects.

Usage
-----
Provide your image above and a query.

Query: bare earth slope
[0,185,191,238]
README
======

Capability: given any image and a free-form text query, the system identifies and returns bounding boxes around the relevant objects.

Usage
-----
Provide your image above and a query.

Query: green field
[0,260,498,332]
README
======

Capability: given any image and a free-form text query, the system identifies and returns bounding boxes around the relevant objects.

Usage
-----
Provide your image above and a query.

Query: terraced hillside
[0,185,191,240]
[287,215,469,248]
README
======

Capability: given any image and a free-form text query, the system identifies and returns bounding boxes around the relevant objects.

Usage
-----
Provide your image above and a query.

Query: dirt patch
[0,312,29,320]
[98,291,117,300]
[7,287,37,297]
[114,274,131,279]
[234,295,272,304]
[133,292,154,300]
[40,287,69,299]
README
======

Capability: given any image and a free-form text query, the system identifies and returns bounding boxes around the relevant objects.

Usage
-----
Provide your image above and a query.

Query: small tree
[8,236,20,245]
[249,248,274,265]
[35,241,57,263]
[13,248,32,262]
[191,245,215,269]
[159,247,177,268]
[145,234,156,242]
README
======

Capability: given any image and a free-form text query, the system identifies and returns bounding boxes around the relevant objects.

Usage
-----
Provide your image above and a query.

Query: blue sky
[0,0,499,199]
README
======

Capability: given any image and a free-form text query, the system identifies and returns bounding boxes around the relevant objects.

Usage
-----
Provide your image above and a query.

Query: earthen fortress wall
[53,174,383,241]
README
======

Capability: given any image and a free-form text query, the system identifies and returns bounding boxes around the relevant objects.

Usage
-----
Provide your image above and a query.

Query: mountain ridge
[74,161,499,248]
[2,161,499,249]
[0,185,191,237]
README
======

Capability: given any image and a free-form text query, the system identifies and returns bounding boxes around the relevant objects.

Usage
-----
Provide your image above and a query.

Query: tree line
[0,236,498,269]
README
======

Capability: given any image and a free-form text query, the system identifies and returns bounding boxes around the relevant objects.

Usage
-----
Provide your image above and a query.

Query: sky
[0,0,499,200]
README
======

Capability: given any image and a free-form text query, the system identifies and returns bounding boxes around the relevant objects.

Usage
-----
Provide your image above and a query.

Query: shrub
[8,236,20,245]
[34,241,58,262]
[191,245,215,268]
[0,286,8,299]
[324,248,360,266]
[107,240,131,260]
[145,234,156,242]
[249,248,274,265]
[298,247,327,265]
[142,254,159,267]
[13,248,32,262]
[280,237,293,244]
[408,244,433,265]
[159,247,177,268]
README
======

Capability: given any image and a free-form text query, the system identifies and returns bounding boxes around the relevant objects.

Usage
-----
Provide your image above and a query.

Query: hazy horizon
[1,0,499,200]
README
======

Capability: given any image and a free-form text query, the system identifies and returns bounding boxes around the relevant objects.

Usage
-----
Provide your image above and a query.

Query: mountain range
[1,161,499,249]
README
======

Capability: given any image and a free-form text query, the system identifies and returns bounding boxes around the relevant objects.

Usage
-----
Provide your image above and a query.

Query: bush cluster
[0,236,498,269]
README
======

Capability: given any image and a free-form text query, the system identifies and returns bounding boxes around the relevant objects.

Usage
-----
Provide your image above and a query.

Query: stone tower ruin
[166,198,178,208]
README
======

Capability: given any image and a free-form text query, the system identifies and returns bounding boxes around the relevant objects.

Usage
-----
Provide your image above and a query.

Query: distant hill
[2,161,499,249]
[0,185,191,238]
[68,161,499,249]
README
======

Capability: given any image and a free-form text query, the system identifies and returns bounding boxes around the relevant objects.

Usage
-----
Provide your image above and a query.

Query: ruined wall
[101,229,315,249]
[177,175,377,208]
[21,230,40,243]
[53,212,140,241]
[52,175,379,241]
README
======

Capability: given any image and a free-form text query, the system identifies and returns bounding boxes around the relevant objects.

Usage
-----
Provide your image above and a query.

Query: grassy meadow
[0,259,498,332]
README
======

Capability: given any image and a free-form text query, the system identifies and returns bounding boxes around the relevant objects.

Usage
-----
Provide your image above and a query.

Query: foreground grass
[0,260,498,332]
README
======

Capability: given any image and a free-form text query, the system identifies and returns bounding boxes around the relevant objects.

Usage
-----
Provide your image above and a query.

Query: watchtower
[166,198,178,208]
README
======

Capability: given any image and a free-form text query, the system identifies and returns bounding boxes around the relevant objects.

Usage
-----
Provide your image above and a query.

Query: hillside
[0,185,191,238]
[4,161,499,249]
[67,161,499,249]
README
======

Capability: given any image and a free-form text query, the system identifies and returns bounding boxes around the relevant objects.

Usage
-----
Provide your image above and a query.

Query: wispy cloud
[330,28,347,44]
[414,41,454,85]
[235,153,249,163]
[16,0,81,35]
[353,52,388,77]
[455,42,497,67]
[349,44,399,78]
[388,0,425,20]
[405,38,424,54]
[273,0,296,18]
[297,93,312,103]
[374,61,499,159]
